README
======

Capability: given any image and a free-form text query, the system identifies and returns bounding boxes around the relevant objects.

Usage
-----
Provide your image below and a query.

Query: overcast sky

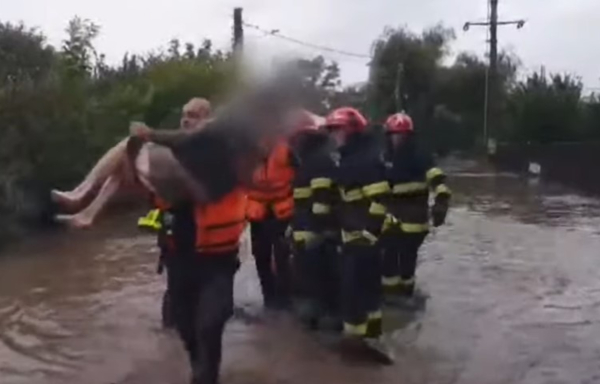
[2,0,599,89]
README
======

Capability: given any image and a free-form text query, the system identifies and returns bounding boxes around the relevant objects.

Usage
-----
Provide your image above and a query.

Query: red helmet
[385,112,414,133]
[325,107,368,133]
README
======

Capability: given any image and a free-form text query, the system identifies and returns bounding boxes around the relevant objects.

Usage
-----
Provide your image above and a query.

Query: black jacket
[335,131,390,245]
[384,134,450,232]
[290,131,338,240]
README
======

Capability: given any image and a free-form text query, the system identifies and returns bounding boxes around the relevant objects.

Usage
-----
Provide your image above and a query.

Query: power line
[242,22,372,60]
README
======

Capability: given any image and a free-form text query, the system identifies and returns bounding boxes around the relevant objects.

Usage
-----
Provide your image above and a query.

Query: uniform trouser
[340,243,382,338]
[166,252,239,384]
[294,239,340,319]
[382,232,427,292]
[250,218,292,306]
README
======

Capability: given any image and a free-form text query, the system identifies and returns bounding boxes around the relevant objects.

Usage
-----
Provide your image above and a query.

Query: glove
[431,203,448,227]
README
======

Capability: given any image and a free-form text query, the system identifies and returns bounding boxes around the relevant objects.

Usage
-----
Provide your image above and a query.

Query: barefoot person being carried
[51,98,212,228]
[52,73,319,229]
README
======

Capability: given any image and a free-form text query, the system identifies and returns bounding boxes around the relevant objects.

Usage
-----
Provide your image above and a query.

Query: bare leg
[51,138,129,211]
[54,175,123,229]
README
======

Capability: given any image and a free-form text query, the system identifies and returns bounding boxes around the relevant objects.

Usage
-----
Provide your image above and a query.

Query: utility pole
[464,0,525,153]
[233,8,244,54]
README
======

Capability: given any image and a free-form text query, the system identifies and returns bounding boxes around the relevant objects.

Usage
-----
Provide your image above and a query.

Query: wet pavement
[1,159,600,384]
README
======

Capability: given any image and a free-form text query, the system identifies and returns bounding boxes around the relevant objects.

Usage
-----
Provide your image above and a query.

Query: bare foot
[51,190,84,210]
[54,214,93,229]
[51,189,72,202]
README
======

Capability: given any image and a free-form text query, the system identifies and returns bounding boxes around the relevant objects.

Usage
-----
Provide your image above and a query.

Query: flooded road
[2,160,600,384]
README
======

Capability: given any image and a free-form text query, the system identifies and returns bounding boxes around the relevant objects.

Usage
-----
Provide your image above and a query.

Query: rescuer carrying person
[137,98,212,329]
[131,105,246,384]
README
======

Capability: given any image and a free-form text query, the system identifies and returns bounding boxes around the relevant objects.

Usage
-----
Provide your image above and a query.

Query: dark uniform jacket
[289,131,338,246]
[334,131,390,246]
[384,136,451,233]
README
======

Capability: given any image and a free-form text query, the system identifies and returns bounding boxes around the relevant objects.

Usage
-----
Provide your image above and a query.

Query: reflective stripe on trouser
[340,243,382,338]
[381,232,427,287]
[382,215,429,234]
[138,209,162,231]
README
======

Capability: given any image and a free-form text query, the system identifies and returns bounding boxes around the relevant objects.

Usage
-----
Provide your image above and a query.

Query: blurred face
[180,107,208,130]
[389,133,405,148]
[328,126,347,147]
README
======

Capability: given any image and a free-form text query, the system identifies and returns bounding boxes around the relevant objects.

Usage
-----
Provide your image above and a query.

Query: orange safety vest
[194,188,248,254]
[149,189,247,255]
[246,142,295,221]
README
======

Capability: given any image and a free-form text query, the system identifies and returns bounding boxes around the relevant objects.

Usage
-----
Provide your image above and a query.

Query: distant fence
[492,142,600,195]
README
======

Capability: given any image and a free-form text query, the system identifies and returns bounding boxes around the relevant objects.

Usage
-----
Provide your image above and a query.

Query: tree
[368,24,455,122]
[289,55,342,114]
[0,22,56,87]
[433,51,519,150]
[507,71,583,143]
[61,16,100,76]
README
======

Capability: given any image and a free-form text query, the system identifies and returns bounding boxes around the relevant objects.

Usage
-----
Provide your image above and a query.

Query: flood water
[2,160,600,384]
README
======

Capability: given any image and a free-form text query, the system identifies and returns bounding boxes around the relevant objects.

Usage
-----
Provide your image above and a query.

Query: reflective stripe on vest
[392,182,428,195]
[293,187,312,199]
[401,223,429,233]
[426,167,444,183]
[368,310,383,321]
[312,203,331,215]
[368,202,387,216]
[362,181,390,197]
[310,177,333,190]
[382,216,429,233]
[435,184,452,198]
[344,322,367,336]
[341,230,377,244]
[340,188,364,202]
[138,209,162,231]
[292,230,319,244]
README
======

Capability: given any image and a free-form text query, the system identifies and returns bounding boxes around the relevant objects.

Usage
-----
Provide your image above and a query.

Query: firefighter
[246,135,295,310]
[137,98,212,329]
[323,107,390,342]
[133,118,247,384]
[381,112,451,299]
[288,111,340,330]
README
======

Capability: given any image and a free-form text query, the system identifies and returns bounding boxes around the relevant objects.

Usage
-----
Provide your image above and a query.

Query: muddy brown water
[2,161,600,384]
